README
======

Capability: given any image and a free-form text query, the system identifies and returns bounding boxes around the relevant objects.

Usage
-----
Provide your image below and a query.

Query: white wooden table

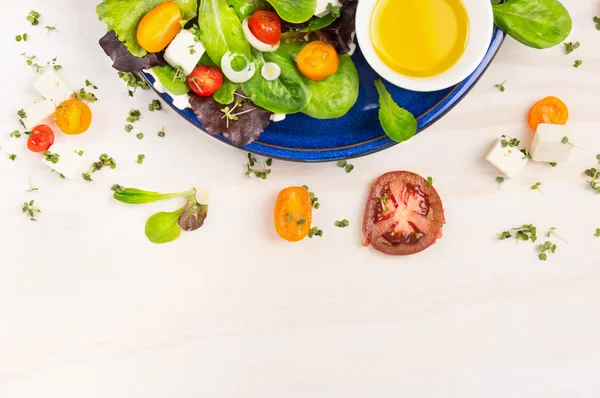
[1,1,600,396]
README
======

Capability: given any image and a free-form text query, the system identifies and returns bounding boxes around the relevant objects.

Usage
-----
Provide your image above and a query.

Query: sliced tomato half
[362,171,446,256]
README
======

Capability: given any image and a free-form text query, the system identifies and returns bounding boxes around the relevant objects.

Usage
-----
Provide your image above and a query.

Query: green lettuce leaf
[97,0,198,58]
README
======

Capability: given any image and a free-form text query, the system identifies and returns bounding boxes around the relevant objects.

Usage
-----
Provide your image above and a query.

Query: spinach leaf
[145,208,183,244]
[374,79,417,143]
[302,55,359,119]
[242,45,312,114]
[265,0,316,23]
[152,65,191,96]
[198,0,251,66]
[178,199,209,231]
[227,0,270,19]
[492,0,572,49]
[301,14,338,32]
[97,0,198,57]
[213,79,241,104]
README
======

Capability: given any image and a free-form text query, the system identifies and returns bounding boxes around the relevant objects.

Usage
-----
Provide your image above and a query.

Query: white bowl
[355,0,494,92]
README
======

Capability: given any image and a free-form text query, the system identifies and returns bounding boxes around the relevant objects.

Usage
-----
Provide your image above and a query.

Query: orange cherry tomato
[137,1,182,53]
[296,41,340,81]
[55,99,92,135]
[528,96,569,131]
[274,186,313,242]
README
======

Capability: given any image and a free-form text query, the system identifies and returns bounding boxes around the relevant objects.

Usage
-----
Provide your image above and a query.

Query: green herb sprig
[22,200,41,221]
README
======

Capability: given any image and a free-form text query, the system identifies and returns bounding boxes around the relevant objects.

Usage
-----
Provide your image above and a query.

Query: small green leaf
[145,209,183,244]
[374,79,417,143]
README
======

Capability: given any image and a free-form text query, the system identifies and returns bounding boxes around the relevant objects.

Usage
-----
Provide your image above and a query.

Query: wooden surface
[1,0,600,396]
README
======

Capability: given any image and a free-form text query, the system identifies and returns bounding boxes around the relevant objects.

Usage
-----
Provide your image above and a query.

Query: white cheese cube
[530,123,574,163]
[33,69,74,104]
[485,137,528,178]
[164,30,205,76]
[21,100,56,130]
[315,0,342,17]
[41,143,86,180]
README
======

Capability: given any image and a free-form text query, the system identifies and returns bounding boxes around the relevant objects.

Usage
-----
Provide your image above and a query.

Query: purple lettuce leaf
[99,31,166,73]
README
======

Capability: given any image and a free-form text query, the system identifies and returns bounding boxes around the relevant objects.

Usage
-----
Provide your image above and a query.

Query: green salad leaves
[492,0,572,49]
[96,0,198,57]
[198,0,251,66]
[302,54,359,119]
[374,79,417,143]
[113,185,208,244]
[264,0,317,23]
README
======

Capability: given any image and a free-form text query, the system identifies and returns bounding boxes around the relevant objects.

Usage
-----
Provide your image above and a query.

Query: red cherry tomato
[27,124,55,153]
[362,171,446,256]
[188,66,223,97]
[248,10,282,45]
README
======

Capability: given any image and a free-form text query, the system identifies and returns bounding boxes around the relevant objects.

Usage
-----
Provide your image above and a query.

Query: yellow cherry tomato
[137,2,183,53]
[55,99,92,135]
[296,41,339,81]
[274,187,312,242]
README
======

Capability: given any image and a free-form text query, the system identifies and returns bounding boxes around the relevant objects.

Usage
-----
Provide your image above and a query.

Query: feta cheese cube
[315,0,342,17]
[33,69,74,104]
[164,30,206,76]
[21,100,56,130]
[485,136,528,178]
[530,123,574,163]
[41,143,86,180]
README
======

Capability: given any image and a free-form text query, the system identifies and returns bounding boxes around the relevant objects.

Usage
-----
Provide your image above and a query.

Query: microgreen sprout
[530,182,543,194]
[148,100,162,111]
[158,127,166,137]
[285,214,293,222]
[549,162,557,167]
[136,133,144,140]
[574,60,582,68]
[85,79,98,89]
[521,149,532,160]
[77,88,97,103]
[118,72,149,96]
[563,41,580,54]
[27,10,40,26]
[595,228,600,238]
[496,176,505,189]
[43,150,59,164]
[537,241,557,261]
[308,226,323,238]
[124,124,133,132]
[137,154,145,164]
[302,185,320,209]
[296,219,306,226]
[335,219,350,228]
[22,200,41,221]
[337,160,354,173]
[595,16,600,30]
[7,153,17,161]
[427,176,434,186]
[495,80,507,92]
[584,155,600,193]
[547,227,567,243]
[16,33,28,42]
[127,109,141,123]
[10,130,21,138]
[245,152,271,179]
[45,26,56,34]
[27,176,39,192]
[501,136,520,148]
[82,153,116,182]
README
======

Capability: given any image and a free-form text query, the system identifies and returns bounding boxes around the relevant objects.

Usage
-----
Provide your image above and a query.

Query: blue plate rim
[142,27,505,163]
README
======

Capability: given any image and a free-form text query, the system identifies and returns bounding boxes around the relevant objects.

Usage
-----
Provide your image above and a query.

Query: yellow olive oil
[371,0,470,78]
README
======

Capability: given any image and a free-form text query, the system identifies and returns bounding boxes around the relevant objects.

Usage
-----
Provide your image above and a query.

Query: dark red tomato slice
[363,171,446,256]
[188,66,223,97]
[248,10,281,45]
[27,124,55,153]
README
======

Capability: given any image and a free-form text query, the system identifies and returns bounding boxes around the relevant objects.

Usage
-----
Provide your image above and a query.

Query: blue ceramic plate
[142,28,504,162]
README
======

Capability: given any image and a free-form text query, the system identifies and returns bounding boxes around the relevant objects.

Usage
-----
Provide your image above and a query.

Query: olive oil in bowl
[371,0,470,78]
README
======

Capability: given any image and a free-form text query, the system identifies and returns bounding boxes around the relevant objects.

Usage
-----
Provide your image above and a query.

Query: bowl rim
[355,0,494,93]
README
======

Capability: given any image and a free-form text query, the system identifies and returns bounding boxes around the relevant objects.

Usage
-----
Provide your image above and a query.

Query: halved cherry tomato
[55,99,92,135]
[137,2,182,53]
[363,171,446,256]
[27,124,55,153]
[188,66,223,97]
[528,96,569,131]
[248,10,282,45]
[296,41,340,81]
[274,186,313,242]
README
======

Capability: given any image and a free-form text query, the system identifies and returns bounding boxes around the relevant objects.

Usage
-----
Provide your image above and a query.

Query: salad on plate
[96,0,372,147]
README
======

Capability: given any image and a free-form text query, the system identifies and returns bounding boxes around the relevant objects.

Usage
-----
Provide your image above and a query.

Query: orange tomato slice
[274,187,312,242]
[296,41,339,81]
[137,1,182,53]
[528,96,568,131]
[55,99,92,135]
